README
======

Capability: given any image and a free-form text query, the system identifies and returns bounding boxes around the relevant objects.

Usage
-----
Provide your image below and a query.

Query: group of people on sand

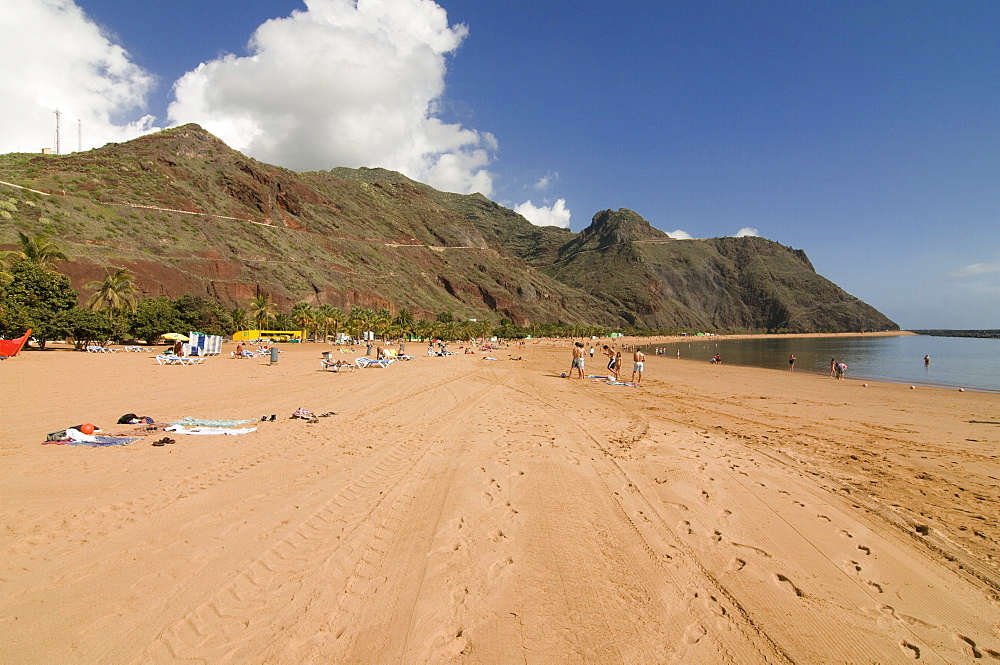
[568,342,645,384]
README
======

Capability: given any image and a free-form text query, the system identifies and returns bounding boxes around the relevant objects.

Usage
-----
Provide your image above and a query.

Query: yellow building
[232,330,304,342]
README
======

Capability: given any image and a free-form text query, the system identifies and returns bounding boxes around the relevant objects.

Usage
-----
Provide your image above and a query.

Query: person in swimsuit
[632,348,645,384]
[569,341,586,379]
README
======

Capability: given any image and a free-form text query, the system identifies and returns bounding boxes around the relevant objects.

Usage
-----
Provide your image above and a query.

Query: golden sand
[2,339,998,663]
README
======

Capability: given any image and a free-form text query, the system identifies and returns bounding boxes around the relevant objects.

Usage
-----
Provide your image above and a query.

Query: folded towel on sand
[165,425,257,436]
[170,417,256,427]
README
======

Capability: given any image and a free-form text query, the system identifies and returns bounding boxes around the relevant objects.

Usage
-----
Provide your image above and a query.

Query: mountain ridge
[0,124,897,332]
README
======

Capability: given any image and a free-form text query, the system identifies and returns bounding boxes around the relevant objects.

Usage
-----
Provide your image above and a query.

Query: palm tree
[230,307,250,333]
[16,231,68,269]
[0,249,17,286]
[272,312,294,331]
[85,268,140,317]
[291,302,316,341]
[250,293,276,330]
[371,311,392,341]
[346,307,374,340]
[393,308,415,341]
[315,305,343,342]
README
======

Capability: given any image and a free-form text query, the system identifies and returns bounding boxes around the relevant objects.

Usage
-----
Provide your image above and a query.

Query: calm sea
[638,335,1000,393]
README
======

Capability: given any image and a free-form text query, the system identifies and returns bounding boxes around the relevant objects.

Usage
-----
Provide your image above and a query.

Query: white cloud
[666,229,694,239]
[514,199,571,228]
[734,227,759,237]
[532,171,558,190]
[0,0,158,154]
[167,0,496,195]
[948,262,1000,278]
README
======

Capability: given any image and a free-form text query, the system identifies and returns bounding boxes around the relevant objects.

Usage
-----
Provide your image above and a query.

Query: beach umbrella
[163,333,189,341]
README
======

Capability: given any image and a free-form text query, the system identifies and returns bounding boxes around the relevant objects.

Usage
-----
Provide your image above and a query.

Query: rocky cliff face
[0,125,896,332]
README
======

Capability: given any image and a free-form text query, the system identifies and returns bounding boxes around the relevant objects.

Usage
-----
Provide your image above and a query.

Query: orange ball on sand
[79,424,95,435]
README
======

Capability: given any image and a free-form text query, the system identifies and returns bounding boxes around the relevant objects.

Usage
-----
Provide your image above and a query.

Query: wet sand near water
[1,341,998,664]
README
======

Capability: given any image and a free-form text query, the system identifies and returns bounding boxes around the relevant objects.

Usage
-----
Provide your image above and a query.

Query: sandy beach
[2,339,998,664]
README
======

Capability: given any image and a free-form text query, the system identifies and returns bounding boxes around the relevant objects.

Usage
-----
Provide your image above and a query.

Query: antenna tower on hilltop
[54,108,62,155]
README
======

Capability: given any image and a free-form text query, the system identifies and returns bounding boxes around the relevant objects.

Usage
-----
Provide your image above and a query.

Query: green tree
[250,293,275,329]
[15,231,69,269]
[63,308,114,350]
[85,268,140,319]
[127,297,183,344]
[315,304,343,341]
[291,302,315,340]
[0,249,17,286]
[346,307,374,339]
[230,307,250,333]
[0,260,77,348]
[174,295,233,336]
[272,312,294,331]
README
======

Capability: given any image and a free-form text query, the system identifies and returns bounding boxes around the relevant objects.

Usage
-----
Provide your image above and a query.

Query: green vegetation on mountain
[0,124,897,333]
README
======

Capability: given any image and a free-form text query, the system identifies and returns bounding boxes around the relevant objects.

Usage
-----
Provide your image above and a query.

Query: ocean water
[638,334,1000,393]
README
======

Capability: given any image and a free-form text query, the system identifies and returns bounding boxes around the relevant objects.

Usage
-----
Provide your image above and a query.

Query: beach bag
[117,413,139,424]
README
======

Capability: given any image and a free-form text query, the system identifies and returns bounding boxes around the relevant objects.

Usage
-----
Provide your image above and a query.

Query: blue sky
[2,0,998,328]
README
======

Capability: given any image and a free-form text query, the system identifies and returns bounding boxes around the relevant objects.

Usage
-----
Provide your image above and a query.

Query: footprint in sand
[816,514,832,522]
[774,574,805,597]
[679,520,693,535]
[487,557,514,583]
[708,530,723,543]
[899,641,920,659]
[728,558,746,572]
[857,545,871,555]
[683,623,706,644]
[952,634,983,659]
[718,509,732,519]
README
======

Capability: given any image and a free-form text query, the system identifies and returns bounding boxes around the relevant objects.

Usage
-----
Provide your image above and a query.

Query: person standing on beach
[835,362,847,380]
[589,345,595,358]
[569,341,586,379]
[632,348,646,384]
[612,351,622,381]
[830,358,837,377]
[789,354,796,370]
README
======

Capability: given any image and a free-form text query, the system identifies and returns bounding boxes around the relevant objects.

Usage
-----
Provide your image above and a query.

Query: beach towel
[44,436,141,447]
[165,425,257,436]
[170,417,256,427]
[606,381,641,387]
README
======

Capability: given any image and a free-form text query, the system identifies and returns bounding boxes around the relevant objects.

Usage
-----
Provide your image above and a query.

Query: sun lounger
[124,345,151,352]
[156,355,204,365]
[355,357,394,369]
[87,345,117,353]
[321,359,356,372]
